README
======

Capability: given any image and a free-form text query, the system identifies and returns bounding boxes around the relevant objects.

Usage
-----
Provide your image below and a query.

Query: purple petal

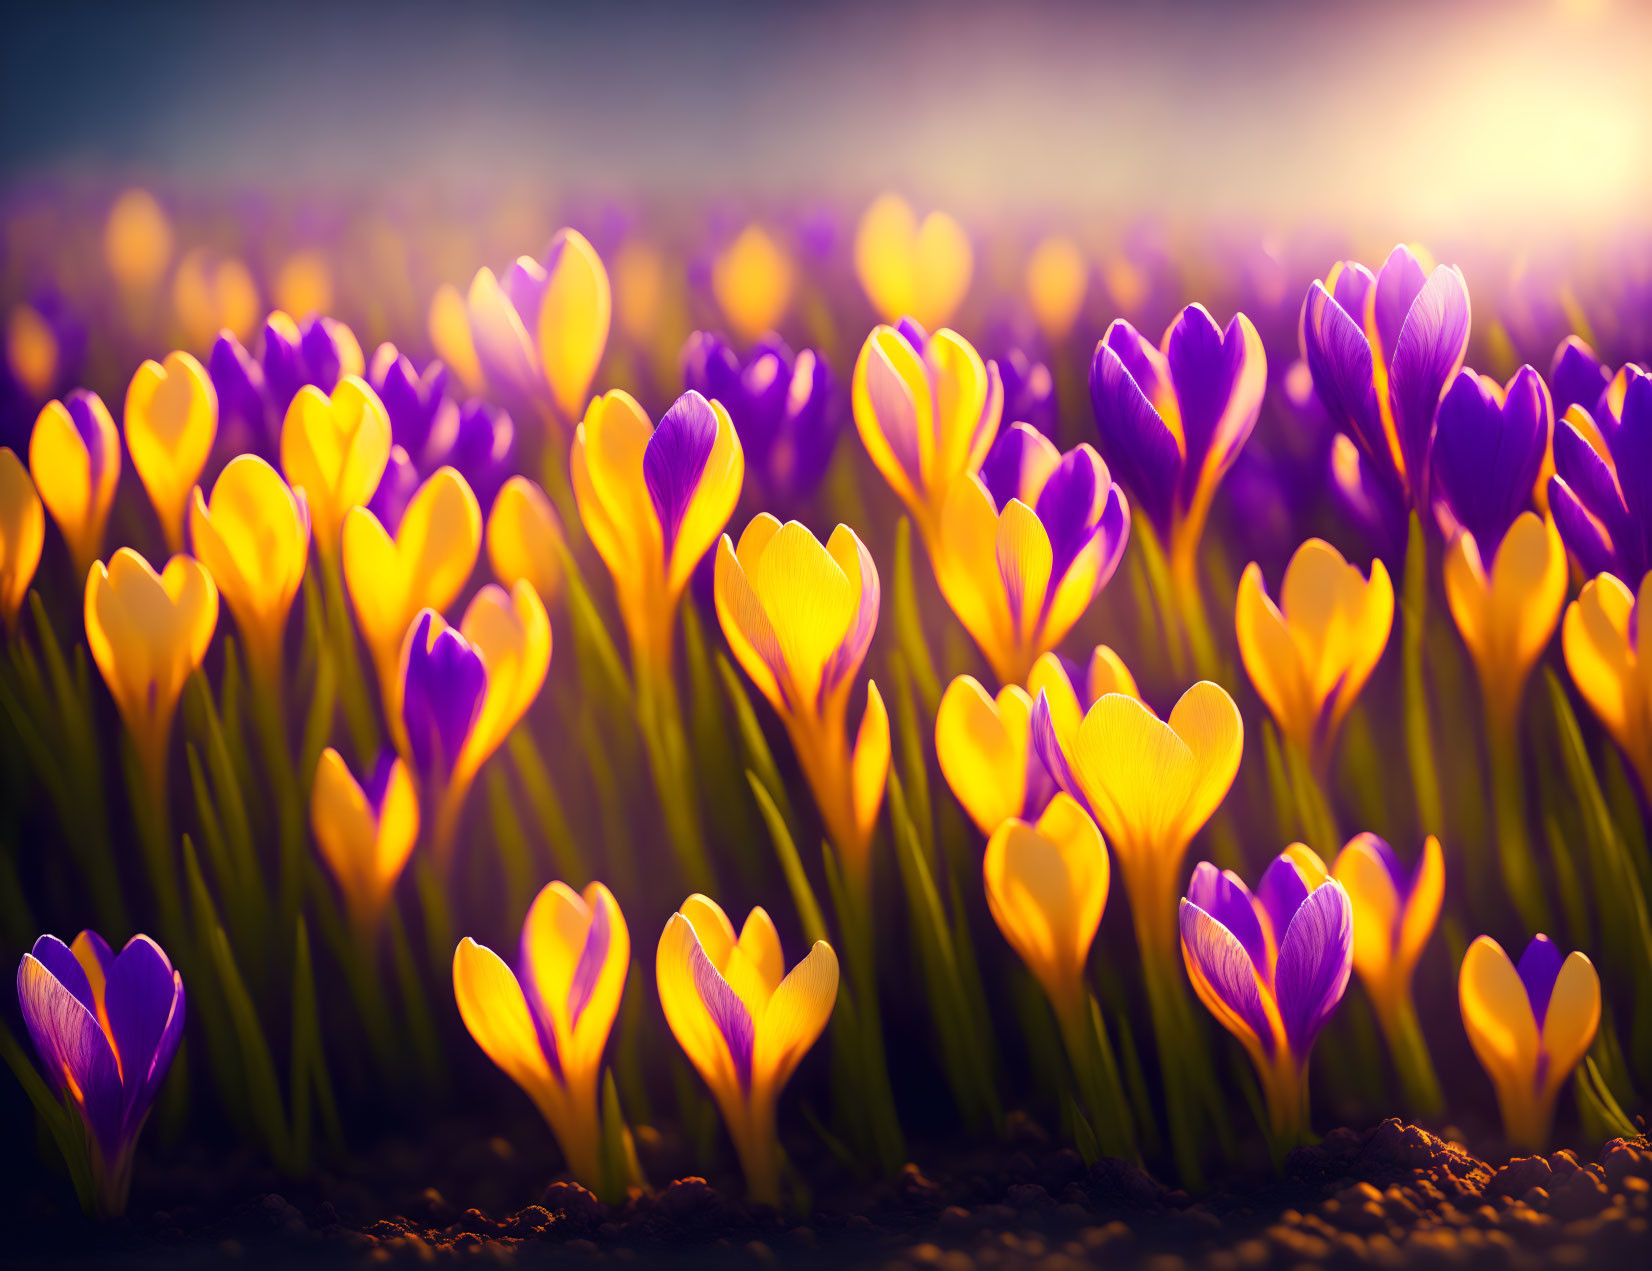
[1185,863,1267,975]
[17,952,124,1155]
[1255,854,1312,953]
[1550,337,1609,422]
[401,613,487,784]
[1386,266,1471,503]
[821,532,880,703]
[368,446,420,535]
[361,750,399,815]
[1035,444,1105,592]
[435,400,515,510]
[1433,366,1549,556]
[27,935,96,1014]
[209,337,273,459]
[1517,934,1565,1028]
[1089,329,1181,534]
[299,316,347,394]
[980,423,1053,512]
[566,897,610,1028]
[1179,900,1277,1057]
[1610,375,1652,576]
[1164,304,1241,481]
[644,391,719,552]
[1274,882,1353,1057]
[1549,476,1618,581]
[501,258,548,330]
[104,937,176,1094]
[1371,246,1429,364]
[1328,262,1375,337]
[690,940,754,1091]
[1029,690,1087,815]
[895,316,928,352]
[1300,282,1385,475]
[998,348,1057,437]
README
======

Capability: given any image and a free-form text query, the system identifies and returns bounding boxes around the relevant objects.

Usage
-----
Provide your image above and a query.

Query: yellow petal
[539,229,611,422]
[714,534,784,713]
[851,326,932,514]
[1539,951,1600,1102]
[932,476,1011,677]
[656,911,743,1108]
[124,351,217,550]
[1235,560,1311,747]
[1332,834,1401,992]
[1561,575,1635,750]
[713,225,794,342]
[1027,653,1083,744]
[458,580,552,777]
[486,476,563,605]
[666,399,743,598]
[1485,513,1567,710]
[429,282,483,395]
[280,375,391,554]
[1086,646,1139,702]
[29,395,120,574]
[0,447,44,629]
[1459,935,1539,1098]
[1399,835,1445,976]
[851,680,890,845]
[754,940,839,1095]
[749,521,858,708]
[935,677,1032,836]
[453,937,557,1101]
[1026,236,1087,341]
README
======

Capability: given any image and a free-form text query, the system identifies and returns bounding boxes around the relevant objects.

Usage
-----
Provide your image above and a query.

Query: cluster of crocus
[454,881,631,1192]
[714,516,888,878]
[930,423,1130,685]
[573,389,743,679]
[680,331,837,505]
[1178,847,1353,1145]
[16,932,185,1216]
[656,896,838,1207]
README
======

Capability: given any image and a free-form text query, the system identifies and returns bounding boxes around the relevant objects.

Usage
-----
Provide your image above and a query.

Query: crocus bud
[573,389,742,677]
[1550,366,1652,584]
[1299,245,1471,515]
[188,455,310,682]
[17,930,185,1216]
[712,224,794,342]
[1562,570,1652,791]
[343,466,482,702]
[486,476,564,607]
[280,374,391,560]
[311,749,419,934]
[0,447,44,632]
[932,424,1130,684]
[1459,933,1600,1150]
[84,548,218,787]
[656,895,838,1207]
[853,193,973,331]
[1235,538,1393,770]
[1033,680,1243,962]
[1180,847,1352,1143]
[714,516,887,879]
[984,794,1109,1018]
[935,677,1047,837]
[851,318,1002,547]
[455,881,630,1192]
[124,350,217,551]
[29,390,121,576]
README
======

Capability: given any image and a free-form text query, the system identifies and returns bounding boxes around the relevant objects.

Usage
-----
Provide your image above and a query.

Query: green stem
[1380,994,1445,1120]
[318,553,379,763]
[1486,699,1552,932]
[1401,513,1442,836]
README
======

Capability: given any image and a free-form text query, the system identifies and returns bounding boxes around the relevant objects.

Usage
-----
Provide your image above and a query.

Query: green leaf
[1401,513,1442,836]
[209,923,293,1169]
[717,653,793,826]
[892,517,940,715]
[0,1019,96,1213]
[747,771,828,946]
[1576,1056,1639,1142]
[508,727,588,885]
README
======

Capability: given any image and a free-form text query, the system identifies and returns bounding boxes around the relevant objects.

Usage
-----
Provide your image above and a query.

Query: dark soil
[8,1120,1650,1268]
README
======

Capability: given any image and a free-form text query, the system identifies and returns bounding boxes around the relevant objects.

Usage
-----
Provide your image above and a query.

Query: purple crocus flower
[365,345,516,526]
[1549,365,1652,582]
[1088,303,1265,568]
[681,331,837,504]
[17,931,185,1215]
[368,342,451,460]
[1179,849,1352,1140]
[400,610,487,788]
[1298,245,1472,517]
[209,330,276,460]
[1432,365,1552,557]
[261,312,361,413]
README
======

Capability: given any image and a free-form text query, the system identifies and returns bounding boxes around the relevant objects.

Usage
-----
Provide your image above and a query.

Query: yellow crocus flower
[124,351,217,551]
